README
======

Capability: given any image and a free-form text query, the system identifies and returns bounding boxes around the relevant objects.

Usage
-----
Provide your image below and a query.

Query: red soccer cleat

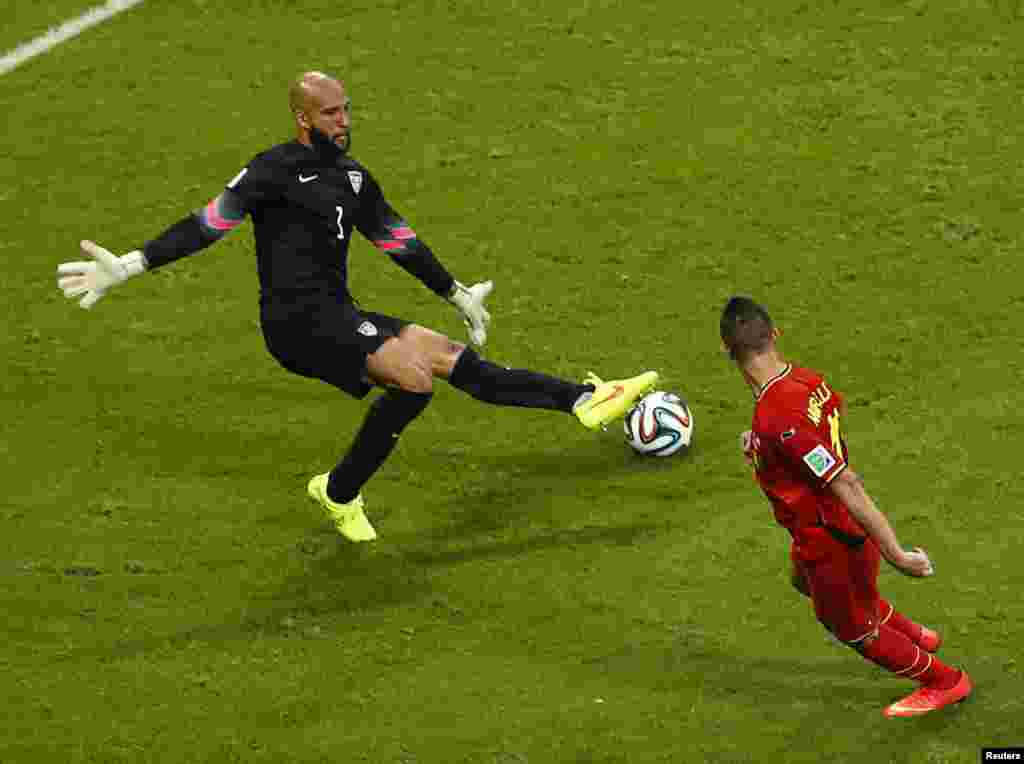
[883,671,973,718]
[918,625,942,653]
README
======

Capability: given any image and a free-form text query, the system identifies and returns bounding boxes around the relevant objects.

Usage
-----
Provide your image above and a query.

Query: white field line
[0,0,146,76]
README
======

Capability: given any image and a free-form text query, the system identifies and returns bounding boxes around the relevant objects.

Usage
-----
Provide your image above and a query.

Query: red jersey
[749,364,866,560]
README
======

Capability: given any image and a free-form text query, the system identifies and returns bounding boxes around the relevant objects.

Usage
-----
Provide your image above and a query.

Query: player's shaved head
[290,71,352,154]
[289,71,340,114]
[720,296,775,363]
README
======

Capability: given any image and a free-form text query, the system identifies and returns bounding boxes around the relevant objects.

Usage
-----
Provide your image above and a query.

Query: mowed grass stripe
[0,0,103,55]
[0,1,145,76]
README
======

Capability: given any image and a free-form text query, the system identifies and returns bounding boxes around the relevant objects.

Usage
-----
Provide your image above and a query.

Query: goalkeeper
[57,71,657,542]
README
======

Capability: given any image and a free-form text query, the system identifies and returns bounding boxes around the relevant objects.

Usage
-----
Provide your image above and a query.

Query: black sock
[448,347,593,413]
[327,389,433,503]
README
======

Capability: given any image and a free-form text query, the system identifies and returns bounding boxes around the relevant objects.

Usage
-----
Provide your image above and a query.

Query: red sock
[878,599,923,644]
[858,623,959,689]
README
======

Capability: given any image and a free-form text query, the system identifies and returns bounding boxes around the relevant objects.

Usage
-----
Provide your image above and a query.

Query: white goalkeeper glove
[447,279,493,347]
[57,240,146,309]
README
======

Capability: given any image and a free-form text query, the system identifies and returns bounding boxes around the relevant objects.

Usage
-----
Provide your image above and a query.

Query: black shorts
[260,296,409,399]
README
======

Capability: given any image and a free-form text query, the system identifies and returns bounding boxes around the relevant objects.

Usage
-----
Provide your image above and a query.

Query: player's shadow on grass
[285,531,431,609]
[402,521,662,568]
[401,439,678,546]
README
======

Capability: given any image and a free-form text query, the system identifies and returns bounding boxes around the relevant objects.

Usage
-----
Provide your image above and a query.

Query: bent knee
[367,338,434,393]
[400,364,434,393]
[388,353,433,393]
[400,324,465,377]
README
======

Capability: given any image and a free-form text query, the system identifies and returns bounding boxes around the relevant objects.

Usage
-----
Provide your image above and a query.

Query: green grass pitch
[2,1,1023,761]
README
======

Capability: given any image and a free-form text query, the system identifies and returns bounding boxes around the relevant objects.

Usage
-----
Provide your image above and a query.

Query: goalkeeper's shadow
[414,436,676,542]
[402,520,662,569]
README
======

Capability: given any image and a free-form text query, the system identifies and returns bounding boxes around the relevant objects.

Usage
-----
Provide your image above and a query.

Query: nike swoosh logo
[591,385,625,408]
[298,174,319,183]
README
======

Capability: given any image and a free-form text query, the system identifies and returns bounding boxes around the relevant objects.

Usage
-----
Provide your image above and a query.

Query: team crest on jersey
[802,445,836,477]
[348,171,363,194]
[356,321,378,337]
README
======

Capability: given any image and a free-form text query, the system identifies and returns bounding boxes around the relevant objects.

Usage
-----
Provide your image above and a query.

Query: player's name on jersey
[806,381,833,425]
[983,749,1024,762]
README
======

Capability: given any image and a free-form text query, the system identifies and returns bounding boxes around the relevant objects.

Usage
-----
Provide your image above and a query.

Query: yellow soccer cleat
[574,370,660,431]
[306,473,378,542]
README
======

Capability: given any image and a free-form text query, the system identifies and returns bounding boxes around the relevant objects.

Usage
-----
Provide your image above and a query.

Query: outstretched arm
[143,190,247,268]
[57,191,247,309]
[356,175,492,346]
[830,469,934,577]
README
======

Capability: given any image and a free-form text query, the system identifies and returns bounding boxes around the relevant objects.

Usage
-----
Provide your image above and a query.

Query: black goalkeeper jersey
[140,139,454,312]
[228,141,398,301]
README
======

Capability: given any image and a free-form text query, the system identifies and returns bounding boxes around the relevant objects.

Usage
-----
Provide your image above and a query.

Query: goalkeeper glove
[447,280,493,347]
[57,240,146,309]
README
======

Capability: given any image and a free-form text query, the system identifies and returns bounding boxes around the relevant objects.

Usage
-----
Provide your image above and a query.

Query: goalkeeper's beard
[310,126,351,159]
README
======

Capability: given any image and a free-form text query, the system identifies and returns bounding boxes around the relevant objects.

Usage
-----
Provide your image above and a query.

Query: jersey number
[336,205,345,240]
[827,410,844,461]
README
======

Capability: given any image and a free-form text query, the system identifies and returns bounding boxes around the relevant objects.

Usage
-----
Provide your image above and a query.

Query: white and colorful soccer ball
[624,391,694,456]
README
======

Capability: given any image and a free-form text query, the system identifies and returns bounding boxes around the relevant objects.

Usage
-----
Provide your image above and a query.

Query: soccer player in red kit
[720,296,972,718]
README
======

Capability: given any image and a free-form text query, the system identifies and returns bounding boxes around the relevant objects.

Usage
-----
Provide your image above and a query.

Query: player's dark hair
[720,296,775,362]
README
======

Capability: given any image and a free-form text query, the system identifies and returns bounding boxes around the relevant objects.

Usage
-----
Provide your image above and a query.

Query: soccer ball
[624,391,694,456]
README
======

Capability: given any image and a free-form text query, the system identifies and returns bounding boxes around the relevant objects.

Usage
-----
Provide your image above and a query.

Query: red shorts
[791,529,882,643]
